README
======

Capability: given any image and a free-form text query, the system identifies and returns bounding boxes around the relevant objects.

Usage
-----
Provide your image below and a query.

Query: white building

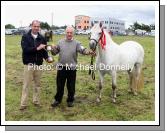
[90,17,125,34]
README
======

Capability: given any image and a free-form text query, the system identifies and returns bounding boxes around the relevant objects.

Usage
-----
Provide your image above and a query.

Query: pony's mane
[91,24,101,31]
[103,29,116,46]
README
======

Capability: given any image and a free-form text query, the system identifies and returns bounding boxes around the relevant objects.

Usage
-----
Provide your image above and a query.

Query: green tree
[129,22,152,32]
[133,22,142,30]
[51,25,60,30]
[129,22,141,31]
[5,24,15,29]
[40,22,50,30]
[59,25,67,29]
[150,24,155,30]
[141,24,151,32]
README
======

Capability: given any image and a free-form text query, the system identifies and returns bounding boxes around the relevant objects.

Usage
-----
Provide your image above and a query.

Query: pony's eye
[99,32,102,35]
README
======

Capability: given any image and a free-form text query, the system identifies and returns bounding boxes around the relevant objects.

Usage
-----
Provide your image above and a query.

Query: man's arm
[21,35,46,53]
[76,42,96,56]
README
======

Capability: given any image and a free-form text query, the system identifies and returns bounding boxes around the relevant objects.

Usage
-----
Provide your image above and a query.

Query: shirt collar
[65,38,74,42]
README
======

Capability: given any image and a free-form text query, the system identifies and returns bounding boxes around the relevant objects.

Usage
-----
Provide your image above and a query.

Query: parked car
[75,30,83,35]
[145,32,151,36]
[150,30,155,36]
[75,30,90,35]
[84,29,91,35]
[13,30,26,35]
[53,31,61,35]
[53,29,65,35]
[5,29,14,35]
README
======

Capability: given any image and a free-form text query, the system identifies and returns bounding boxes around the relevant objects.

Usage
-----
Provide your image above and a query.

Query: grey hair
[65,25,75,33]
[31,20,40,26]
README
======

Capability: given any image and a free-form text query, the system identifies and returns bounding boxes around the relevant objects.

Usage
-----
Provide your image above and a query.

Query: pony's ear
[91,22,94,27]
[99,22,103,28]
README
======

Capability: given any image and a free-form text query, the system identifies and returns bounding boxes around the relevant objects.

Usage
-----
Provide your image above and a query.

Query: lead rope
[89,55,95,80]
[43,45,55,95]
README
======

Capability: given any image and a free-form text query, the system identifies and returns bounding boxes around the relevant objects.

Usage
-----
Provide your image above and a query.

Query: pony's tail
[131,68,144,92]
[137,69,144,91]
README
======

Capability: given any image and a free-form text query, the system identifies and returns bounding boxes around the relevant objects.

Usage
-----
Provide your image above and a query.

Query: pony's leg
[111,70,117,103]
[132,63,141,96]
[127,70,133,93]
[96,71,104,103]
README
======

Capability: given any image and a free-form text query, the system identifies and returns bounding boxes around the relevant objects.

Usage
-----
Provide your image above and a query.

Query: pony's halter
[90,38,98,46]
[90,29,106,50]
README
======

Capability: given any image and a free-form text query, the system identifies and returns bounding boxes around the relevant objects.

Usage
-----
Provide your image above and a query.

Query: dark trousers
[54,67,76,103]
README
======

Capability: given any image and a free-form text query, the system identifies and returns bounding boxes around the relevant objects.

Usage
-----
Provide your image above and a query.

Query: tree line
[128,22,155,32]
[6,21,155,32]
[5,22,67,30]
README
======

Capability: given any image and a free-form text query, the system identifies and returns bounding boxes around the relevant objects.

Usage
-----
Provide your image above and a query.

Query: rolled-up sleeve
[76,42,87,55]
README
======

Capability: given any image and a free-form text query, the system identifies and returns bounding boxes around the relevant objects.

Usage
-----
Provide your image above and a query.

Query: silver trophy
[45,45,54,63]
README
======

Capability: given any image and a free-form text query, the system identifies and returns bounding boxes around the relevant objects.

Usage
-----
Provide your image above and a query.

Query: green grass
[5,35,155,121]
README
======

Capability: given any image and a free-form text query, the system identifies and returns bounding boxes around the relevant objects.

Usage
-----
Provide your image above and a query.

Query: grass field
[5,34,155,121]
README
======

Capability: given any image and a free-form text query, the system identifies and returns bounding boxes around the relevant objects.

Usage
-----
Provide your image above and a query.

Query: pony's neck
[97,30,118,57]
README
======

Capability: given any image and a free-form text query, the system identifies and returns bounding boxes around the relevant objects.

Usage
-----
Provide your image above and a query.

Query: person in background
[45,30,50,42]
[50,30,53,42]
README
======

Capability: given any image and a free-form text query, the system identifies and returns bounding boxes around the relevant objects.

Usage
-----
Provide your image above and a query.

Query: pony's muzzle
[89,40,97,50]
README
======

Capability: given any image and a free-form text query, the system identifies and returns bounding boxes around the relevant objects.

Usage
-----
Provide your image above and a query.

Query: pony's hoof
[133,92,138,96]
[96,98,101,103]
[112,98,116,103]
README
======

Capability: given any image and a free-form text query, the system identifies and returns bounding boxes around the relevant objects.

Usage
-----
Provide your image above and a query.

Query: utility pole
[51,12,53,30]
[20,20,22,28]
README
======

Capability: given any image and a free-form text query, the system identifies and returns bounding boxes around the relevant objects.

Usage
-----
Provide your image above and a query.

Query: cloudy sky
[5,4,155,29]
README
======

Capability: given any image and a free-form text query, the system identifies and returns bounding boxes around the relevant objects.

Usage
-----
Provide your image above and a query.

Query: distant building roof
[75,15,90,18]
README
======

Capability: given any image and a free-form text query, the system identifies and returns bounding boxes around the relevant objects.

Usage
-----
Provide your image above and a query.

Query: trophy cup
[45,45,54,63]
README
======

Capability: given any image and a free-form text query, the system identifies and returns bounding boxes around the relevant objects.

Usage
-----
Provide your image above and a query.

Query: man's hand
[86,50,96,56]
[51,45,57,50]
[37,44,46,51]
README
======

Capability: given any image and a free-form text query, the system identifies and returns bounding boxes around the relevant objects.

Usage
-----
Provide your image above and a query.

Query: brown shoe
[19,106,27,111]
